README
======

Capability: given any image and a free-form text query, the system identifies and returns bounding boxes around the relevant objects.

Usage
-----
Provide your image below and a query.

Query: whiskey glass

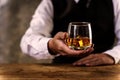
[65,22,92,50]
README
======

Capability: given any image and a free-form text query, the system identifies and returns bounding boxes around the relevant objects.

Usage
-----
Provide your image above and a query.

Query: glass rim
[69,22,91,26]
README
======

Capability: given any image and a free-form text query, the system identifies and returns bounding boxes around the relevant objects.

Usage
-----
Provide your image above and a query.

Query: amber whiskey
[65,36,91,50]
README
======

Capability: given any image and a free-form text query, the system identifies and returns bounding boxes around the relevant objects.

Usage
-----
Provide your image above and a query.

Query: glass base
[68,46,90,50]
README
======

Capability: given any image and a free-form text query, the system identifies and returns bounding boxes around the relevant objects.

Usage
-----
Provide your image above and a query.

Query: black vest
[51,0,115,63]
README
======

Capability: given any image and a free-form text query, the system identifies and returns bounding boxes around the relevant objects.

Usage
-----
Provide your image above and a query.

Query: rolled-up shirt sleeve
[20,0,55,60]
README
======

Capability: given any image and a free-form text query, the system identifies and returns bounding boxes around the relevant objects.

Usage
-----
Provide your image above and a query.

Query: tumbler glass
[65,22,92,50]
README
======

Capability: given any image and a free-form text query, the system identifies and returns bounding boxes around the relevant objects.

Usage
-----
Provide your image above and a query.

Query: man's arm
[20,0,55,60]
[104,0,120,64]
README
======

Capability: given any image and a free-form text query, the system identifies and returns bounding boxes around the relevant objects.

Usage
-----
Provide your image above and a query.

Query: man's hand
[73,53,115,66]
[48,32,93,56]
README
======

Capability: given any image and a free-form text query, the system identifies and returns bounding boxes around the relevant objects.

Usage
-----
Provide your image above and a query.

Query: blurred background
[0,0,49,63]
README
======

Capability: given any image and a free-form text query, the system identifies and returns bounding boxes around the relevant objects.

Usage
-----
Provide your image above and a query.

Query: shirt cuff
[30,37,55,59]
[104,50,120,64]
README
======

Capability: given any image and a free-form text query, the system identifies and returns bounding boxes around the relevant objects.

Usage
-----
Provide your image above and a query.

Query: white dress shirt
[20,0,120,64]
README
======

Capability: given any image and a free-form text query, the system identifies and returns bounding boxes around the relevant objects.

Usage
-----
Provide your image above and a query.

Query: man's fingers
[73,54,114,66]
[73,54,95,65]
[59,44,86,56]
[54,32,67,39]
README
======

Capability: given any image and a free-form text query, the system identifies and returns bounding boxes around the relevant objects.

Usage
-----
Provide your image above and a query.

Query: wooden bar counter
[0,64,119,80]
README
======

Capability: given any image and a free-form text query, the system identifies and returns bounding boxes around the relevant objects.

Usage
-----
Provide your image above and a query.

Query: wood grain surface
[0,64,119,80]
